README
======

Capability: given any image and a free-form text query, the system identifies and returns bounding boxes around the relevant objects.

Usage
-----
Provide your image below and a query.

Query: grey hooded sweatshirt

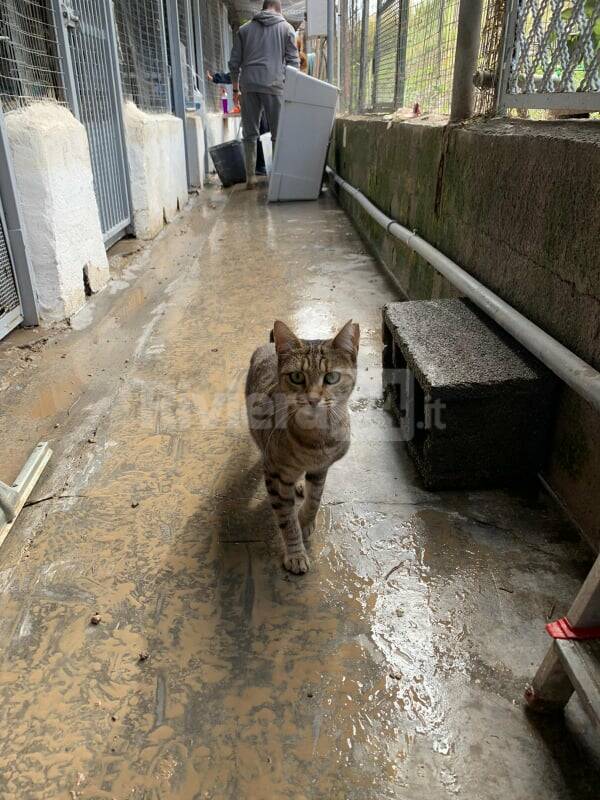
[228,11,299,96]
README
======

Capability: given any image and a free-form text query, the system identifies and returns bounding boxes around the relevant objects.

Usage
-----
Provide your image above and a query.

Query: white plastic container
[268,67,338,203]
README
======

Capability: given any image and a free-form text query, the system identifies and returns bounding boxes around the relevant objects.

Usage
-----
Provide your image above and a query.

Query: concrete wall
[186,114,206,189]
[331,116,600,549]
[6,102,109,321]
[123,103,188,239]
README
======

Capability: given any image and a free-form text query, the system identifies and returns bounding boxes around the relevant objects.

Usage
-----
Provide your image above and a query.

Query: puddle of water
[28,373,84,419]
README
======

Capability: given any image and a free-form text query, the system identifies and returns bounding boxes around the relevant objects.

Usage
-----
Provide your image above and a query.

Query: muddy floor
[0,184,599,799]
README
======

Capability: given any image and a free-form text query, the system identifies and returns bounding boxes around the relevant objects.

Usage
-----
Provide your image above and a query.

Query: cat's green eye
[324,371,341,385]
[288,371,305,385]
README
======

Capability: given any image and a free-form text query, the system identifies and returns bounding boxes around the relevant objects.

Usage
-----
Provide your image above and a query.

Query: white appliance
[306,0,328,37]
[268,67,338,203]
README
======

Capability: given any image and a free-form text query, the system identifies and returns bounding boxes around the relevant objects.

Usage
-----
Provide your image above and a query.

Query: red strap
[546,617,600,640]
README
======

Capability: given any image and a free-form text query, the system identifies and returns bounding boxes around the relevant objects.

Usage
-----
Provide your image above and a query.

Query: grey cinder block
[382,299,557,490]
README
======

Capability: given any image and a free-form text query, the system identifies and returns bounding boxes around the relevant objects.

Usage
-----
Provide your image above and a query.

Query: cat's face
[273,320,360,427]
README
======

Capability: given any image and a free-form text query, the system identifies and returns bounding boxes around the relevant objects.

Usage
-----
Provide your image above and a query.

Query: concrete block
[186,113,206,188]
[123,103,188,238]
[383,299,557,489]
[5,102,109,321]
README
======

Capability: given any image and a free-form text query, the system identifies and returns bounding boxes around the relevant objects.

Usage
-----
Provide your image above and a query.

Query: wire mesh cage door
[499,0,600,113]
[0,197,23,340]
[55,0,131,245]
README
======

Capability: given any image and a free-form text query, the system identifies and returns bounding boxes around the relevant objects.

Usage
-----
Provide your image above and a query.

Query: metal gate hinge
[61,1,80,29]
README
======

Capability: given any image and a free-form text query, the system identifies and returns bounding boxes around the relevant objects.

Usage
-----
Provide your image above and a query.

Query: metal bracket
[61,1,80,29]
[0,442,52,549]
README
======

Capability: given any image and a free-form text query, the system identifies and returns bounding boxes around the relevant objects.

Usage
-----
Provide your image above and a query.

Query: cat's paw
[283,550,310,574]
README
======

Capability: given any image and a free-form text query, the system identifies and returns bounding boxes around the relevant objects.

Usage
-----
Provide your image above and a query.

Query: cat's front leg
[265,469,310,574]
[299,469,328,542]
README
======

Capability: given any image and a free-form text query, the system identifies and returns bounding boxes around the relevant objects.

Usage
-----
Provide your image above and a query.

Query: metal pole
[327,0,335,84]
[50,0,81,119]
[371,0,383,108]
[496,0,520,116]
[105,0,134,231]
[166,0,191,187]
[358,0,369,109]
[395,0,410,108]
[191,0,207,103]
[0,106,38,326]
[158,0,173,110]
[449,0,484,122]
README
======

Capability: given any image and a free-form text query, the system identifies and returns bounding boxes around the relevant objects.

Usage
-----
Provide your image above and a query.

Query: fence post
[496,0,519,116]
[449,0,484,122]
[165,0,191,187]
[191,0,207,104]
[358,0,369,109]
[158,0,173,110]
[327,0,335,84]
[371,0,383,108]
[0,106,38,326]
[395,0,409,108]
[339,0,350,111]
[50,0,81,119]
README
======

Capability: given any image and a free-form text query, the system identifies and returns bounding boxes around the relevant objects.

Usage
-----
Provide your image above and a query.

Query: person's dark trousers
[211,73,269,174]
[241,92,282,183]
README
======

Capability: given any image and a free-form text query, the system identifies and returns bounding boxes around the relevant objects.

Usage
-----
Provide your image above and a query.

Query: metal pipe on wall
[450,0,484,122]
[326,166,600,413]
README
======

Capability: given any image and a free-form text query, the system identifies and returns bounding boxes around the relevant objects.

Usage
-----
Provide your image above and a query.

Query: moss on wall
[331,115,600,549]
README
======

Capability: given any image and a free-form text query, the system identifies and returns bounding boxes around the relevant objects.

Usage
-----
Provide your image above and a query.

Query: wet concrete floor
[0,184,599,799]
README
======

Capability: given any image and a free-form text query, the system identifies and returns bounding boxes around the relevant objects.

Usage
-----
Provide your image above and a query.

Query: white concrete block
[5,102,109,321]
[186,113,206,188]
[160,114,188,223]
[123,103,188,238]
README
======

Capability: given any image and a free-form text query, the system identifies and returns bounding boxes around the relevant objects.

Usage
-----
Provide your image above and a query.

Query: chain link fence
[114,0,171,113]
[199,0,230,111]
[499,0,600,113]
[0,0,65,111]
[177,0,196,107]
[340,0,461,115]
[339,0,600,117]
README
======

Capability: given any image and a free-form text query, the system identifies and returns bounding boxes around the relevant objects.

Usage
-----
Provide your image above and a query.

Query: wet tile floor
[0,184,599,799]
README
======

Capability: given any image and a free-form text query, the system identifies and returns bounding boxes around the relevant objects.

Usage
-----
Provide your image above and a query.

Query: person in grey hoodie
[229,0,299,188]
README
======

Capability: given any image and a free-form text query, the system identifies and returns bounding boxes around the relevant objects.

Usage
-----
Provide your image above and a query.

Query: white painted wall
[186,113,206,189]
[123,103,188,239]
[5,102,109,321]
[203,112,241,173]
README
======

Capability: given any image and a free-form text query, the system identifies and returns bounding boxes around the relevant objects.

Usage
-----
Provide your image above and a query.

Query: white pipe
[326,166,600,414]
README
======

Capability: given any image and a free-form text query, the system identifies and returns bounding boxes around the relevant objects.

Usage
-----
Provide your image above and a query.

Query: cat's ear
[332,320,360,356]
[273,320,302,354]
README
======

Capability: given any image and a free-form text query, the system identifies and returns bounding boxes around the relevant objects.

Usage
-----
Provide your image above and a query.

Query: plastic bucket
[209,139,246,187]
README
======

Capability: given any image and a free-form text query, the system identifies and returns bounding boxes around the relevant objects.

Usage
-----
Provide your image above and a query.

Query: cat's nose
[307,394,320,407]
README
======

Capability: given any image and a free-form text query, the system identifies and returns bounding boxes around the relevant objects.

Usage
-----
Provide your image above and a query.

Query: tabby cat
[245,320,360,574]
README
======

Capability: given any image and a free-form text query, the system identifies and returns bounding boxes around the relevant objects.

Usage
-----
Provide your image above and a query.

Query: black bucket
[209,139,246,188]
